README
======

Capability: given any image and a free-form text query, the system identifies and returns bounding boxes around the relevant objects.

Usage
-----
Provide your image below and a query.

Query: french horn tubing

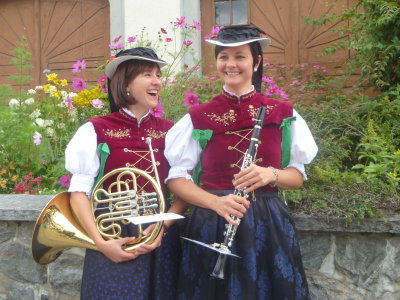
[31,137,165,265]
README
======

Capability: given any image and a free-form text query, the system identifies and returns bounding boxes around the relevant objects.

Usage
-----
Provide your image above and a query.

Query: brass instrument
[32,137,165,265]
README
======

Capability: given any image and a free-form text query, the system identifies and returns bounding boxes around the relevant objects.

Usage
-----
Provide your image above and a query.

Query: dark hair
[215,41,264,93]
[108,60,160,112]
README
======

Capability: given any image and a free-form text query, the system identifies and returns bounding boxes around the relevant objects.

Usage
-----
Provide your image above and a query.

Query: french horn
[32,137,165,265]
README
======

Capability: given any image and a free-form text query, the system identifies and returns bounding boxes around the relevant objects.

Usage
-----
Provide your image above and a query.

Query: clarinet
[211,106,267,279]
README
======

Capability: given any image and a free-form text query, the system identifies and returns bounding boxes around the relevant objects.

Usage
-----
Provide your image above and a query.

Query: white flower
[61,90,68,100]
[57,123,65,129]
[9,98,20,108]
[68,92,78,98]
[35,86,43,90]
[35,118,54,127]
[24,97,35,105]
[27,89,36,95]
[45,85,57,94]
[29,109,41,119]
[46,127,55,137]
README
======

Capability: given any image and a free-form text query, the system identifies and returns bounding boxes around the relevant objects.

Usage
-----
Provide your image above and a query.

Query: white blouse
[65,108,151,195]
[164,109,318,182]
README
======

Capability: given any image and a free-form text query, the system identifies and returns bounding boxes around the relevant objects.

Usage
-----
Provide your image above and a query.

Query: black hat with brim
[105,47,167,78]
[206,26,271,49]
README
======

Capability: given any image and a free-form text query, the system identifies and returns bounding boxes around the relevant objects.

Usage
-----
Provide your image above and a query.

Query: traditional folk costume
[66,48,181,300]
[165,25,318,300]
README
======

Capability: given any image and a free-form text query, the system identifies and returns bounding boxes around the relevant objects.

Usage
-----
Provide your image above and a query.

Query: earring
[254,68,258,72]
[126,91,130,96]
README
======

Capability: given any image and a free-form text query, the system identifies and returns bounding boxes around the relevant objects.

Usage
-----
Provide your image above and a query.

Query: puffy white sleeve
[164,114,202,182]
[65,122,100,194]
[286,109,318,179]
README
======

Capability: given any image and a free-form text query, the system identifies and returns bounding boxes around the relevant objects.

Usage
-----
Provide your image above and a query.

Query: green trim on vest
[93,143,110,188]
[280,116,296,169]
[191,129,213,185]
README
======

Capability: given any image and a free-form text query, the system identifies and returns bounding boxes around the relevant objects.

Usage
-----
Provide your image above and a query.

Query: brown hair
[109,60,160,108]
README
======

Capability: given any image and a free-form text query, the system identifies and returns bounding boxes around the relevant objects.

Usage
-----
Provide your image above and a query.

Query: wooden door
[0,0,110,86]
[201,0,356,71]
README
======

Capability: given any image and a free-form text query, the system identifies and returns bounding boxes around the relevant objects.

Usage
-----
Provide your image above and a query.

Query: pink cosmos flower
[174,16,186,28]
[97,75,108,93]
[266,84,279,96]
[183,93,199,106]
[192,21,202,31]
[279,90,289,100]
[165,38,173,43]
[127,36,137,43]
[72,78,87,92]
[204,25,224,40]
[262,76,275,84]
[59,175,71,188]
[150,103,165,117]
[183,40,193,47]
[65,97,74,110]
[109,43,124,50]
[33,132,42,145]
[112,35,122,44]
[72,60,86,73]
[91,98,104,109]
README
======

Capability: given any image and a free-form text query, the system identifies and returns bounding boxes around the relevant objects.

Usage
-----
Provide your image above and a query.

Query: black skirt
[177,190,310,300]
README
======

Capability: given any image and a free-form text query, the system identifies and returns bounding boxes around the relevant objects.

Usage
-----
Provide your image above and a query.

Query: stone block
[0,242,46,284]
[48,250,83,297]
[298,232,331,270]
[0,221,16,244]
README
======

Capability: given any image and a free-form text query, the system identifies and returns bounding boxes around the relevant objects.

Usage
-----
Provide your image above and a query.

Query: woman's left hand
[233,164,276,193]
[134,223,165,255]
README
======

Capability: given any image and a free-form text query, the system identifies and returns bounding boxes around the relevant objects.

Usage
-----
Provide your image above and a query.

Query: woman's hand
[213,194,250,225]
[134,223,164,256]
[233,164,275,193]
[96,237,140,263]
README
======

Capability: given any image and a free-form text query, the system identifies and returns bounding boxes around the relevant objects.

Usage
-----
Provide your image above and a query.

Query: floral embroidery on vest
[205,109,237,126]
[104,128,131,138]
[144,129,167,139]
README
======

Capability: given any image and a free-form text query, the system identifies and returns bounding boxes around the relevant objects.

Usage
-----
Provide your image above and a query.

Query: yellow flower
[59,79,68,87]
[0,169,6,175]
[46,73,58,83]
[12,175,18,182]
[72,86,104,107]
[395,150,400,155]
[0,179,7,189]
[389,172,397,179]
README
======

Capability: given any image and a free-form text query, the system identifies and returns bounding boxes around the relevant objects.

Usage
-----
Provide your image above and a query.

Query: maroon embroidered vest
[90,109,173,196]
[189,91,293,191]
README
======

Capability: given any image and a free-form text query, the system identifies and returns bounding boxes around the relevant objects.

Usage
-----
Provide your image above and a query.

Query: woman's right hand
[96,237,139,263]
[213,194,250,225]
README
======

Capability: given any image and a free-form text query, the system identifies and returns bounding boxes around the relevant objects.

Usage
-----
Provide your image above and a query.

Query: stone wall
[0,194,399,300]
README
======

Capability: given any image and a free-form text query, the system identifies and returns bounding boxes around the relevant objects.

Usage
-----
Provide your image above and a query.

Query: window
[214,0,249,26]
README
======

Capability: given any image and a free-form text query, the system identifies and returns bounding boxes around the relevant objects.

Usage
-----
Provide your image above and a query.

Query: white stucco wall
[109,0,201,72]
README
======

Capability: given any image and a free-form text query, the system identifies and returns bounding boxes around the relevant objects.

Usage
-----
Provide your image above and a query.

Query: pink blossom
[72,60,86,73]
[165,38,173,43]
[97,75,108,93]
[279,90,289,100]
[204,26,224,40]
[65,97,74,109]
[174,16,186,28]
[112,35,122,44]
[262,76,275,84]
[183,40,193,47]
[161,28,167,34]
[14,182,26,193]
[183,93,199,106]
[313,65,322,70]
[59,175,71,188]
[33,132,42,145]
[150,103,165,117]
[109,43,124,50]
[127,36,137,43]
[265,84,279,96]
[72,78,87,92]
[91,98,104,109]
[192,20,202,31]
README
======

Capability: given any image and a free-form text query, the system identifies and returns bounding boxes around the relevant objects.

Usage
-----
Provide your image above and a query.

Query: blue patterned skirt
[177,190,309,300]
[80,222,181,300]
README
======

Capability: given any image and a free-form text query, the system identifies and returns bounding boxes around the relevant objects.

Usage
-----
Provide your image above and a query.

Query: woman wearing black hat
[65,47,186,299]
[165,26,318,299]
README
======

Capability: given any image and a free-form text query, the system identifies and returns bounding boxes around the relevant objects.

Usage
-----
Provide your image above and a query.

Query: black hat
[206,26,271,49]
[105,47,167,78]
